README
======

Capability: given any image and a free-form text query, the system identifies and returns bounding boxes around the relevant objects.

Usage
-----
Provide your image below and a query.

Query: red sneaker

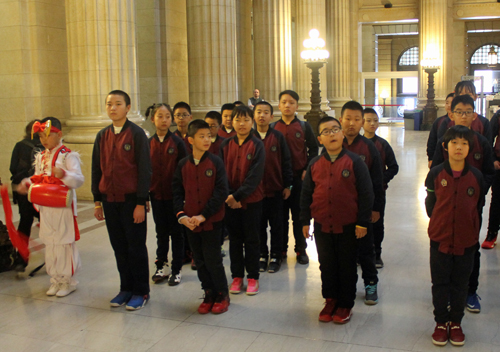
[229,277,243,294]
[332,307,352,324]
[197,291,214,314]
[481,233,497,249]
[449,322,465,346]
[246,279,259,295]
[319,298,337,322]
[431,323,448,346]
[212,293,230,314]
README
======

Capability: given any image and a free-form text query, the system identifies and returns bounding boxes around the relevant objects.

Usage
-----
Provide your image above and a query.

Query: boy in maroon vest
[173,120,230,314]
[301,116,373,324]
[425,125,485,346]
[173,102,193,153]
[218,103,237,139]
[204,111,225,157]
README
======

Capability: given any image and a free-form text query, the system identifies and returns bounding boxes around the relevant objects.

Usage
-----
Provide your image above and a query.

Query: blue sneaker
[110,291,132,307]
[126,294,150,311]
[365,284,378,305]
[466,293,481,313]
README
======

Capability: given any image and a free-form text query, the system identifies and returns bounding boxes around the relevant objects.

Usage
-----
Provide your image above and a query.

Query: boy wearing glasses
[204,111,225,157]
[173,102,193,153]
[301,116,373,324]
[431,94,495,314]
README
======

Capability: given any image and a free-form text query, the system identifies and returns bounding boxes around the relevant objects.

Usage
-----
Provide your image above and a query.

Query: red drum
[28,183,72,208]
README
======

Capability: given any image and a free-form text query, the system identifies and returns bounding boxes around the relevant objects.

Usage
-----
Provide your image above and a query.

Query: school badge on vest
[474,153,481,160]
[271,145,277,152]
[123,144,132,151]
[168,147,175,154]
[295,132,301,138]
[342,169,350,178]
[359,155,366,161]
[467,187,475,196]
[206,169,213,177]
[441,179,447,187]
[247,153,252,160]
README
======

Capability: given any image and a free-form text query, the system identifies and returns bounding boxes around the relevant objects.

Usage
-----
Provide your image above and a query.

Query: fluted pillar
[64,0,142,198]
[326,0,352,116]
[296,0,329,112]
[419,0,452,120]
[187,0,238,116]
[253,0,293,107]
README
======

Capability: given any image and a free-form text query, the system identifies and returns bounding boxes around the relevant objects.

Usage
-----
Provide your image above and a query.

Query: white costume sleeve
[61,152,84,190]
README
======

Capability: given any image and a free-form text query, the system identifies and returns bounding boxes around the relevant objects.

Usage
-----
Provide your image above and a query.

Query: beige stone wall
[0,0,69,184]
[236,0,253,103]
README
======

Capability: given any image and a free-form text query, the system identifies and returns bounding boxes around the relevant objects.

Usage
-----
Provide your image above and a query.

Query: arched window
[470,44,500,65]
[399,46,419,66]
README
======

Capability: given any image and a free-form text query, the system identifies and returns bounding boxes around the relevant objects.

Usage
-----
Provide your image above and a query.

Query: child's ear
[57,131,63,139]
[317,136,323,145]
[472,112,477,121]
[188,136,194,146]
[442,141,447,151]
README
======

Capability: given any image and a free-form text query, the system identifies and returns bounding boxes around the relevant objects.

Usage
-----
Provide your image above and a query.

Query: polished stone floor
[1,126,500,352]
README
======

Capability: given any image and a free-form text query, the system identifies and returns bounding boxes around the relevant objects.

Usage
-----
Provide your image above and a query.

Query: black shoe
[296,251,309,265]
[375,256,384,269]
[168,271,182,286]
[259,257,268,272]
[191,259,197,271]
[13,252,28,272]
[268,257,281,273]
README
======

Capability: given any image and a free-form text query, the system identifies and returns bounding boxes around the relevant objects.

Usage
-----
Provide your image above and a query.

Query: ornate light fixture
[488,46,498,68]
[380,90,389,117]
[301,29,329,135]
[421,48,442,130]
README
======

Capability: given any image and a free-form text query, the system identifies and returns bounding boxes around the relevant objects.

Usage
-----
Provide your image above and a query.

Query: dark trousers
[226,201,262,280]
[315,224,358,309]
[103,201,150,295]
[487,169,500,234]
[260,192,284,259]
[430,243,476,324]
[150,198,184,273]
[187,228,228,294]
[16,194,39,238]
[283,176,307,253]
[373,200,386,257]
[468,247,481,295]
[357,223,378,285]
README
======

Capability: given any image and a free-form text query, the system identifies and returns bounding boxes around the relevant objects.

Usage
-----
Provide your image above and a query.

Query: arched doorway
[469,44,500,117]
[396,46,419,115]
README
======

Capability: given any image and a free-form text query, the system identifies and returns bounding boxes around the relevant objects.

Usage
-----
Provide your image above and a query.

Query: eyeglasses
[320,127,342,136]
[208,124,219,129]
[453,110,474,117]
[174,114,191,119]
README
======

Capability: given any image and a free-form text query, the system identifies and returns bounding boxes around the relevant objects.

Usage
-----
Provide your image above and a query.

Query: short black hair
[231,105,254,120]
[187,119,210,138]
[254,101,273,115]
[205,111,222,125]
[318,116,341,134]
[233,101,245,106]
[446,92,455,100]
[173,101,192,115]
[455,80,477,97]
[279,90,299,102]
[341,101,364,117]
[451,95,475,112]
[40,116,62,131]
[221,103,235,114]
[363,107,378,117]
[145,103,172,120]
[443,125,475,151]
[107,90,131,106]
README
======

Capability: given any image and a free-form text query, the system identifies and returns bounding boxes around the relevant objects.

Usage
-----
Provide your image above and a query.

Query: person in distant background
[248,89,263,109]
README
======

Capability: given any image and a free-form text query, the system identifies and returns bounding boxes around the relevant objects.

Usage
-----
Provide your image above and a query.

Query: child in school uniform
[220,105,265,295]
[17,117,84,297]
[146,103,187,285]
[425,125,485,347]
[173,120,230,314]
[272,90,318,264]
[173,102,193,153]
[204,111,225,157]
[363,108,399,268]
[431,94,495,314]
[301,116,374,324]
[427,93,455,168]
[340,101,384,305]
[92,90,152,311]
[253,101,293,273]
[218,103,237,139]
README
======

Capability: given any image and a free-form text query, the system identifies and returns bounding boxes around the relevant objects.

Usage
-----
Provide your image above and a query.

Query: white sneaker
[56,283,76,297]
[152,262,170,283]
[168,272,182,286]
[46,283,60,296]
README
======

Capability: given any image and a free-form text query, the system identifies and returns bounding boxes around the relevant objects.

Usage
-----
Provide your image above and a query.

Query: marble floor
[1,126,500,352]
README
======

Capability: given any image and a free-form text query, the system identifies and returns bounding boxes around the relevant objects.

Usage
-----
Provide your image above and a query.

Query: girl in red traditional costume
[16,117,84,297]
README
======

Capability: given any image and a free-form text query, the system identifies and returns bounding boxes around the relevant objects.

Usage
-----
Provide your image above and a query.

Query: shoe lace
[366,284,376,295]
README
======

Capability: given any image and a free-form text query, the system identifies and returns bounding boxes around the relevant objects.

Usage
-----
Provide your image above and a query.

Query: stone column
[64,0,142,199]
[295,0,329,113]
[253,0,293,107]
[186,0,238,117]
[326,0,352,116]
[419,0,452,122]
